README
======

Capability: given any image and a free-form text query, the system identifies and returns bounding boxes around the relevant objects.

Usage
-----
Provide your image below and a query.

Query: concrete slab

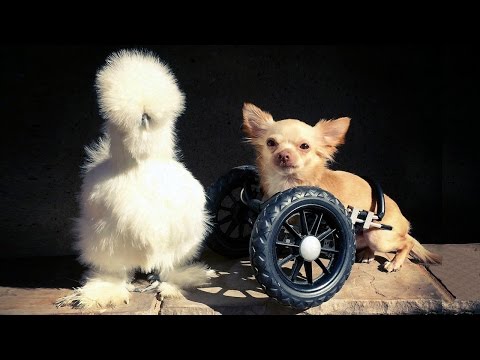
[0,256,159,315]
[1,245,479,315]
[423,244,480,314]
[0,286,159,315]
[160,250,454,315]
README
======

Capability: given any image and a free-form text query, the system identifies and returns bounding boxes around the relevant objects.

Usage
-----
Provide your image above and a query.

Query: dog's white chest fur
[264,171,299,198]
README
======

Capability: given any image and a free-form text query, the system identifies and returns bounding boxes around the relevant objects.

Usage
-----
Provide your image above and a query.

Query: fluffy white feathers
[56,49,213,309]
[96,49,185,131]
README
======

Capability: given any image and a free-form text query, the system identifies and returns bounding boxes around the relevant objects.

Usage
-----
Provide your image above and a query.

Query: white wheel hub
[299,235,321,261]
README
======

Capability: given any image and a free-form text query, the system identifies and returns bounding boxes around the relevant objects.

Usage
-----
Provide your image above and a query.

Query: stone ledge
[1,244,478,315]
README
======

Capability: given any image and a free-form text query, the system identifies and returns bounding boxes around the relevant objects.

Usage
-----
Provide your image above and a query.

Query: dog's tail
[95,49,185,131]
[409,235,442,265]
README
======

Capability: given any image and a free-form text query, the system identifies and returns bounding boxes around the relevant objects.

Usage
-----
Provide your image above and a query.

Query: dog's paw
[356,248,375,263]
[382,260,402,273]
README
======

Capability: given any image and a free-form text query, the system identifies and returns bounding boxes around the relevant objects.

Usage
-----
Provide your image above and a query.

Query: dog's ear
[314,117,351,158]
[242,103,274,139]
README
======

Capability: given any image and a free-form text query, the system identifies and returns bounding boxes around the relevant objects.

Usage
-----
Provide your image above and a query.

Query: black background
[0,45,475,258]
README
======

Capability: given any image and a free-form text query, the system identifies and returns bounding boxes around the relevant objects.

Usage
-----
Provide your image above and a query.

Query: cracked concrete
[363,270,387,298]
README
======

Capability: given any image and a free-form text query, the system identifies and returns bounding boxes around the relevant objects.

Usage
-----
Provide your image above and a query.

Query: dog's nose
[277,151,290,162]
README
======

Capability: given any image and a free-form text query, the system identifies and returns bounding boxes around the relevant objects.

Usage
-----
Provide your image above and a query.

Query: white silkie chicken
[56,49,214,308]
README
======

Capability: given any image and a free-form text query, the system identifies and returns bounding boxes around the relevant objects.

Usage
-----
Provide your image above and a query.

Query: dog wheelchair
[206,165,392,310]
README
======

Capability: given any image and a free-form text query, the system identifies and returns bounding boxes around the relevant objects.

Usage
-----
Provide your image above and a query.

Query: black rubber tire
[206,165,261,258]
[250,186,356,310]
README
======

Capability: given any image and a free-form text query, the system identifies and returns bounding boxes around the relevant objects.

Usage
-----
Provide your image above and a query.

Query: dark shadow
[0,256,86,289]
[0,256,162,290]
[374,254,392,272]
[373,254,425,272]
[181,253,305,315]
[374,254,389,265]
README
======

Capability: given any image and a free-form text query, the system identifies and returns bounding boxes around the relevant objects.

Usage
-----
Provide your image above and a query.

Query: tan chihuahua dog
[242,103,441,272]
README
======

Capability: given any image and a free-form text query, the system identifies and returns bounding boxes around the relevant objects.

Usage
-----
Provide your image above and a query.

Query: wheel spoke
[217,215,233,225]
[228,193,236,203]
[275,241,299,248]
[290,258,304,281]
[315,258,331,275]
[299,210,308,235]
[283,222,302,242]
[311,213,323,236]
[304,261,313,284]
[321,247,339,254]
[277,254,298,267]
[225,221,237,237]
[318,228,336,242]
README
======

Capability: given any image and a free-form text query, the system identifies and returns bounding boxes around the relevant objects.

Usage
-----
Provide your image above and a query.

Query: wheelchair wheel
[206,165,261,258]
[250,186,356,310]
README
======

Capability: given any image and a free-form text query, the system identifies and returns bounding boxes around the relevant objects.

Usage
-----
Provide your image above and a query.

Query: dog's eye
[267,139,276,147]
[300,143,310,150]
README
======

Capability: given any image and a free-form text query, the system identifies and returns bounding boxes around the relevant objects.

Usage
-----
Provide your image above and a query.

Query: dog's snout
[277,151,290,162]
[275,150,295,168]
